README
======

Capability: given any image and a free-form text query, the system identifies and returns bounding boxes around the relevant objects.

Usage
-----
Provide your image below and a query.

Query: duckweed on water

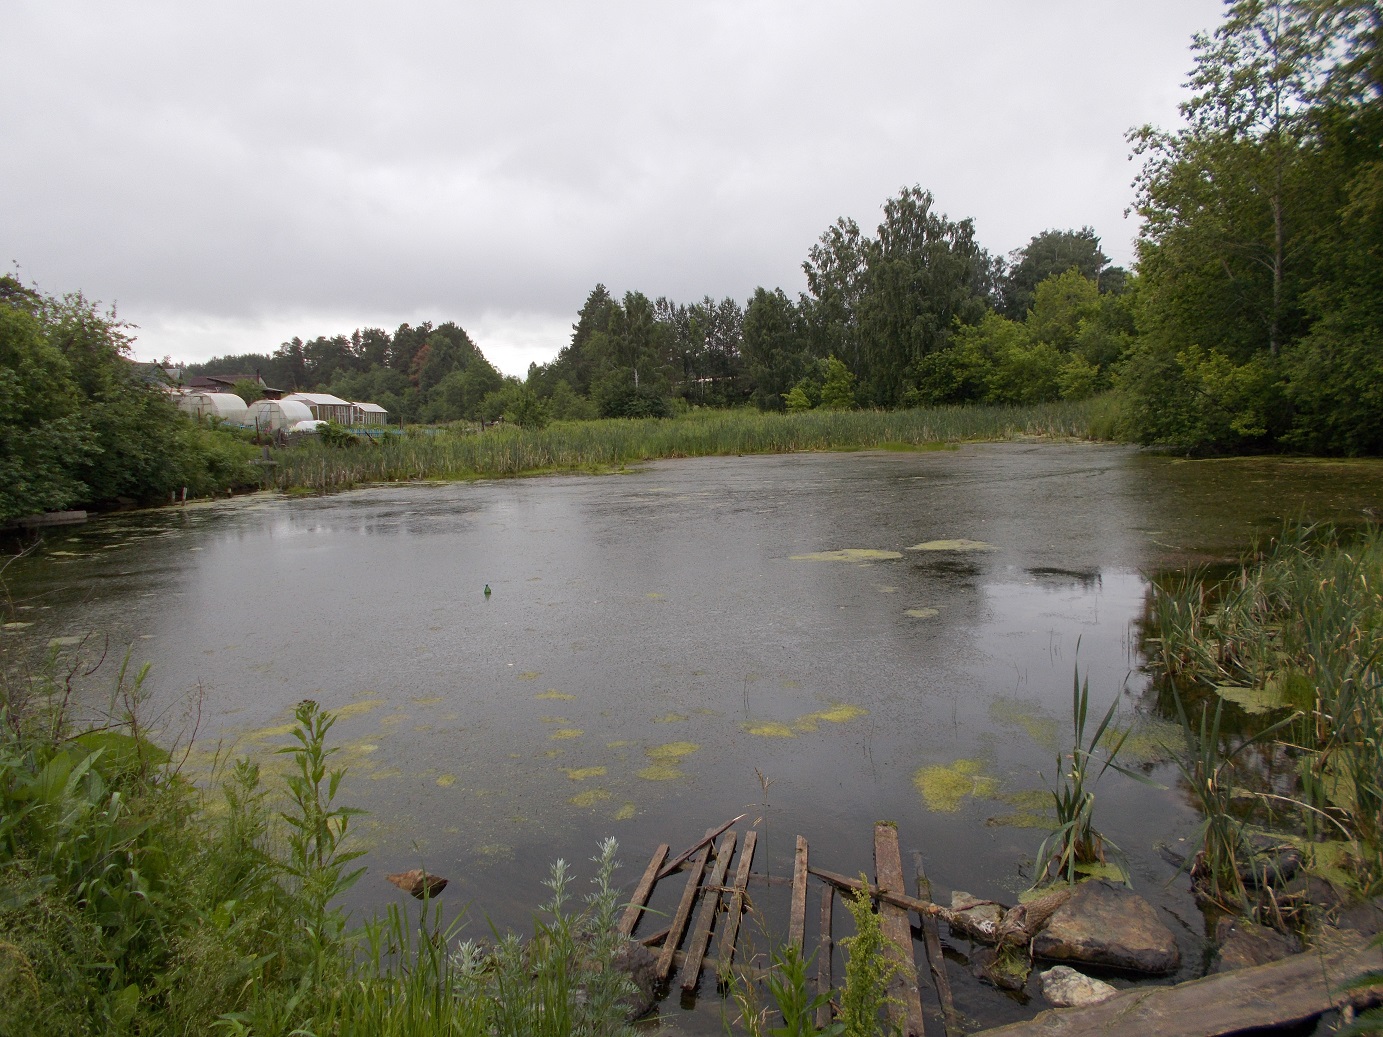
[908,539,995,552]
[637,764,684,781]
[536,689,576,701]
[904,607,940,618]
[569,788,612,807]
[435,774,456,787]
[645,741,699,761]
[615,803,637,820]
[516,671,541,680]
[410,695,444,706]
[332,698,386,720]
[913,759,1001,812]
[550,728,583,740]
[743,704,869,737]
[744,722,797,738]
[790,548,903,562]
[562,766,607,781]
[989,698,1060,752]
[654,713,689,723]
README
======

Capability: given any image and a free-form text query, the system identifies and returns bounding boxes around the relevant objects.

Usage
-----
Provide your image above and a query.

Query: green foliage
[1146,525,1383,893]
[818,356,857,411]
[752,944,842,1037]
[1035,668,1150,886]
[783,385,813,413]
[1124,0,1382,453]
[317,421,358,447]
[1000,227,1113,318]
[838,879,900,1037]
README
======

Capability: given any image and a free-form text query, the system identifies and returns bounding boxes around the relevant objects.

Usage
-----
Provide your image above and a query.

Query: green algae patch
[904,607,940,619]
[570,788,612,807]
[536,689,576,701]
[550,728,584,740]
[907,539,995,552]
[985,812,1052,829]
[333,699,386,720]
[410,695,444,706]
[637,764,684,781]
[246,722,299,742]
[614,802,638,821]
[436,774,456,788]
[562,766,607,781]
[516,671,541,680]
[998,789,1052,811]
[646,741,700,762]
[539,716,569,724]
[606,740,632,748]
[654,713,689,723]
[744,721,797,738]
[1102,717,1185,765]
[369,768,402,781]
[796,704,869,731]
[913,759,1000,813]
[1214,683,1290,715]
[989,698,1060,752]
[646,592,665,599]
[791,548,903,562]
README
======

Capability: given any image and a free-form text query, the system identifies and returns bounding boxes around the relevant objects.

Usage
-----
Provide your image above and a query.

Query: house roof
[283,392,352,407]
[354,402,388,413]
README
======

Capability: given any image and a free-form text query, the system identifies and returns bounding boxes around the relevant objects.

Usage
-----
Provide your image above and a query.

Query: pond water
[4,442,1382,1032]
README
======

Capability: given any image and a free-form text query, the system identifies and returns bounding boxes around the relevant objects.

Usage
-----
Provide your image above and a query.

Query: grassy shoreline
[267,397,1117,494]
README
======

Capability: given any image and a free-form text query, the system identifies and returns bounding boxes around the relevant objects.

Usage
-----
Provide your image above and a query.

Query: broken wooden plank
[619,842,669,937]
[656,814,747,880]
[875,823,925,1037]
[638,925,671,947]
[970,928,1380,1037]
[714,829,757,974]
[913,851,958,1037]
[679,830,739,992]
[789,835,810,951]
[816,883,835,1031]
[656,827,716,981]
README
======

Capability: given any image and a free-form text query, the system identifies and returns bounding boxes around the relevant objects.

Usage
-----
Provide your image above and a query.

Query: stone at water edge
[1212,917,1301,973]
[1040,965,1118,1007]
[385,869,448,899]
[610,939,657,1021]
[1030,880,1181,975]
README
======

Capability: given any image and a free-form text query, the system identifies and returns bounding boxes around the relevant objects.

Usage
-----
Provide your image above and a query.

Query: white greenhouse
[289,419,327,434]
[246,398,314,432]
[177,392,249,425]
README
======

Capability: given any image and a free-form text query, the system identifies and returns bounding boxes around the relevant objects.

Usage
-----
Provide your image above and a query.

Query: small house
[352,402,389,426]
[282,392,354,425]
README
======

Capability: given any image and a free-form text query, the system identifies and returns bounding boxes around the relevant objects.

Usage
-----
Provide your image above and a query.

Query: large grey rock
[1040,965,1118,1007]
[1031,880,1180,975]
[1212,917,1300,973]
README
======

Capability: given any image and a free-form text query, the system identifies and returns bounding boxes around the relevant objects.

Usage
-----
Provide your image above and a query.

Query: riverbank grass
[269,398,1110,493]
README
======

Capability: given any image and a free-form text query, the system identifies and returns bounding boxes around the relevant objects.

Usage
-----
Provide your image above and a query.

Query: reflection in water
[4,444,1383,1033]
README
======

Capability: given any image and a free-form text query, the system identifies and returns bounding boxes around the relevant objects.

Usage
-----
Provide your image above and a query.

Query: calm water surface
[5,443,1382,1032]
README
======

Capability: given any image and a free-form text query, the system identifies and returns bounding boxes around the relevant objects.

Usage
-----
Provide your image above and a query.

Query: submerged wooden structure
[624,816,1383,1037]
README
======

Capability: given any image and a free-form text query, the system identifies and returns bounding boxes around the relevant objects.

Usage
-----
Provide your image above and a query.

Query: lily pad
[790,549,903,562]
[907,539,995,552]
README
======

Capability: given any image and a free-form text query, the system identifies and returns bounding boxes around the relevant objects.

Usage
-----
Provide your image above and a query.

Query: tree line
[0,277,255,522]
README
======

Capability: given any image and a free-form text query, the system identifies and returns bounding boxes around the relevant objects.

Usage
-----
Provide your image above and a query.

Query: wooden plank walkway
[622,818,1380,1037]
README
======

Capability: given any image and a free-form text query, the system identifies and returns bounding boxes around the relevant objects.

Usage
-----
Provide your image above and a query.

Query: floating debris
[386,869,448,899]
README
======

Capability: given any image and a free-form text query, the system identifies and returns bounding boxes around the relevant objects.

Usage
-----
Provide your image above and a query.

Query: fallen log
[809,867,1066,948]
[970,928,1381,1037]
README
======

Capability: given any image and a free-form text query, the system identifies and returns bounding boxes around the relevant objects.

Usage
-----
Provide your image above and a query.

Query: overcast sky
[3,1,1224,377]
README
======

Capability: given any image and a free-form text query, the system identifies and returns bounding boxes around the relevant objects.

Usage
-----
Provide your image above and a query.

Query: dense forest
[5,0,1380,524]
[188,3,1379,455]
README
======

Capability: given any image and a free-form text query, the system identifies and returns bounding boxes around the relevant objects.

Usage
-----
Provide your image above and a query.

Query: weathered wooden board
[714,830,757,972]
[619,843,669,937]
[679,831,739,992]
[656,828,716,980]
[656,814,746,880]
[970,929,1380,1037]
[816,883,835,1031]
[913,851,958,1037]
[789,835,809,951]
[874,823,926,1037]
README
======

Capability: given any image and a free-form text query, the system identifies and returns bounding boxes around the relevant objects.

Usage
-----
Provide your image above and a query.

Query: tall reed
[268,399,1108,493]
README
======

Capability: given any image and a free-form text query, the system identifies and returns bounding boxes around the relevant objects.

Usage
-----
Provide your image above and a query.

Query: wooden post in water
[913,851,958,1037]
[874,822,926,1037]
[656,827,716,981]
[714,829,757,974]
[816,883,835,1030]
[789,835,810,952]
[679,831,739,992]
